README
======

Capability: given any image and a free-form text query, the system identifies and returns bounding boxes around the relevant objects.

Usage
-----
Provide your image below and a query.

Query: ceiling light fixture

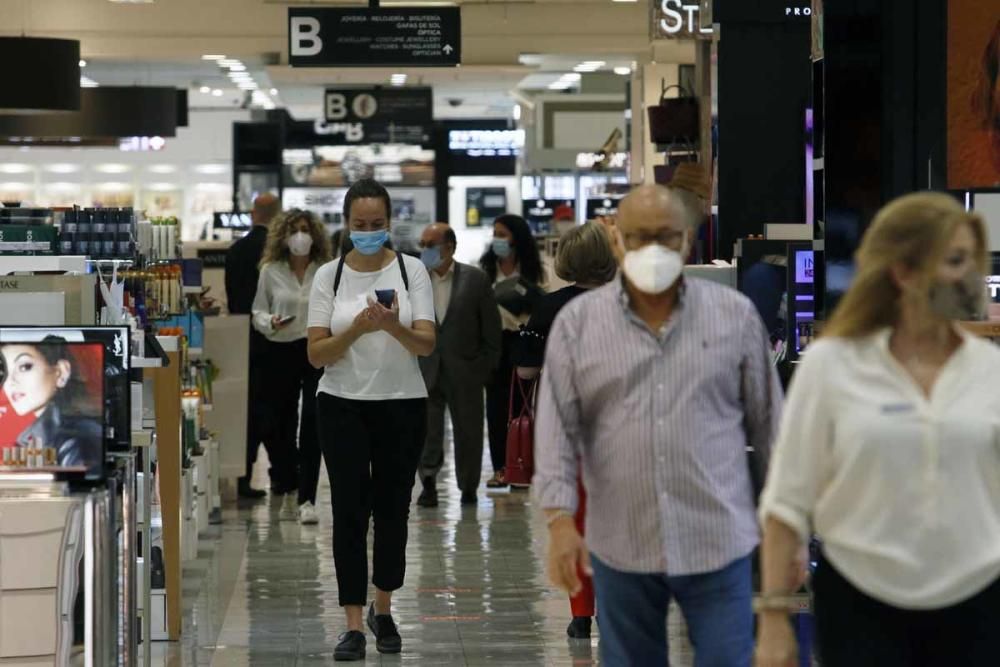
[79,59,87,68]
[269,88,278,96]
[80,76,100,88]
[199,85,211,94]
[227,64,247,72]
[218,59,242,68]
[211,89,223,97]
[202,54,225,61]
[574,61,606,73]
[614,66,632,76]
[228,72,252,81]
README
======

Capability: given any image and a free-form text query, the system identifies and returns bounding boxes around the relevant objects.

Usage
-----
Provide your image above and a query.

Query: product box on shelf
[0,222,59,255]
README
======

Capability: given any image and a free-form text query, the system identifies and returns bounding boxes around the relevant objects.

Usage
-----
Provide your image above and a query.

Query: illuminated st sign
[657,0,713,39]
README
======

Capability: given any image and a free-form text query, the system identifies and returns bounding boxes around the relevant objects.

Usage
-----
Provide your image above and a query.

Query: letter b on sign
[291,17,323,57]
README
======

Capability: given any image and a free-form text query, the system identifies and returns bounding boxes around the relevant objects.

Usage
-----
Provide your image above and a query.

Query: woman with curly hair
[253,208,333,524]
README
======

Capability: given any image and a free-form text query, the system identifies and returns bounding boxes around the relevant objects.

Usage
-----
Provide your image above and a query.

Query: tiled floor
[148,451,694,666]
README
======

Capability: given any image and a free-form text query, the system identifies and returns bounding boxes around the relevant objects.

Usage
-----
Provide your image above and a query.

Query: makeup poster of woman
[0,340,104,477]
[948,0,1000,190]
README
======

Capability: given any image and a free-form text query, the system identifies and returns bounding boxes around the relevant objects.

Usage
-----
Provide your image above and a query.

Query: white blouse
[251,261,319,343]
[761,328,1000,609]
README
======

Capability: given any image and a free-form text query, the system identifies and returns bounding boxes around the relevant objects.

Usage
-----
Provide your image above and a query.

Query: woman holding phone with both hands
[252,209,332,525]
[307,179,436,662]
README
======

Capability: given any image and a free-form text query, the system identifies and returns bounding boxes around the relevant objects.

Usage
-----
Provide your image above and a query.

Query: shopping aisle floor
[149,453,693,666]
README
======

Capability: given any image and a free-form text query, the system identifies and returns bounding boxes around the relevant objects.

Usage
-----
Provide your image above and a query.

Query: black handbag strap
[333,250,409,297]
[659,82,695,103]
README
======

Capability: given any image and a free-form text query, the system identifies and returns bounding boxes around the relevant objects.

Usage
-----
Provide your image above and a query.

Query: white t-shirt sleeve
[405,256,435,324]
[307,262,336,330]
[758,340,835,542]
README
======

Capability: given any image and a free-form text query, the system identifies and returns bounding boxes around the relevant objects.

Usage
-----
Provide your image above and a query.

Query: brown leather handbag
[647,83,700,146]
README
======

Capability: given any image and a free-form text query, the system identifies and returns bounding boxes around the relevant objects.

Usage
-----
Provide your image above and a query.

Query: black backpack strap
[396,251,409,291]
[335,252,406,295]
[333,254,347,296]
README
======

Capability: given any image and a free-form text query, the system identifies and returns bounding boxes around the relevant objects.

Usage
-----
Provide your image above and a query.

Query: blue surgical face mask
[350,229,389,255]
[492,238,512,259]
[420,245,443,271]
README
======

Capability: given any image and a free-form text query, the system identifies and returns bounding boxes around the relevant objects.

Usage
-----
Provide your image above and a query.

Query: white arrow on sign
[443,44,454,54]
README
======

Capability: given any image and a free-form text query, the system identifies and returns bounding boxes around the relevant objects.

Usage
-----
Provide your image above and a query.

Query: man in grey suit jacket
[417,224,502,507]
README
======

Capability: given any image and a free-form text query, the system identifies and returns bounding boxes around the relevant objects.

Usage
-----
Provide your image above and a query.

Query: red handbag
[505,372,536,488]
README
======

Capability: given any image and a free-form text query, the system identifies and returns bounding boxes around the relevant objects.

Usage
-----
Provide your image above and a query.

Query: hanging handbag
[647,83,700,146]
[505,372,536,488]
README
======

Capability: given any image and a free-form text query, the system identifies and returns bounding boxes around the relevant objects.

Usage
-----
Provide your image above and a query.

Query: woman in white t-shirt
[251,209,331,525]
[306,179,435,662]
[756,192,1000,667]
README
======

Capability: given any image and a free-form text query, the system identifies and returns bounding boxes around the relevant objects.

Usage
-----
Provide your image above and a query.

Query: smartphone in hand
[375,289,396,308]
[277,315,296,325]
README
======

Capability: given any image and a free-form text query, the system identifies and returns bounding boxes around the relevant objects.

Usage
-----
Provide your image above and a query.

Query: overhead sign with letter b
[289,7,461,67]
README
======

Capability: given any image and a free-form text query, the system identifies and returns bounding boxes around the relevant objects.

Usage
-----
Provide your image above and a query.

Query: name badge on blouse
[881,403,916,415]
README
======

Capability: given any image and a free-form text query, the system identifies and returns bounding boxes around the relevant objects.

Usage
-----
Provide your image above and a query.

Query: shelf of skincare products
[60,207,138,260]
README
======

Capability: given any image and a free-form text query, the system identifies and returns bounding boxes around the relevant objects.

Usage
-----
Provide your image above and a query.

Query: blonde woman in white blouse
[252,209,332,525]
[756,192,1000,667]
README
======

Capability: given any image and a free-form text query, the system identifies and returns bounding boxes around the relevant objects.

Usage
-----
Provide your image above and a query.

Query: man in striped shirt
[534,184,782,666]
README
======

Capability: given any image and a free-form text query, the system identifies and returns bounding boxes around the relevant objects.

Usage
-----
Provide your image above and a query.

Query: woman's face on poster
[1,345,70,417]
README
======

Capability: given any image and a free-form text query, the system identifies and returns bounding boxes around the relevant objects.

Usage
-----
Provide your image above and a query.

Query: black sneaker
[367,603,402,654]
[567,616,592,639]
[461,491,478,506]
[416,477,438,508]
[334,630,366,661]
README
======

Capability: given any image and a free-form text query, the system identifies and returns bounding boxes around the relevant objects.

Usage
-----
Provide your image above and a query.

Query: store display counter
[0,483,114,665]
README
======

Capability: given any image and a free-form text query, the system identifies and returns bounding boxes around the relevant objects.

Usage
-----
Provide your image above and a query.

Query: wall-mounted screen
[0,339,105,480]
[0,327,129,453]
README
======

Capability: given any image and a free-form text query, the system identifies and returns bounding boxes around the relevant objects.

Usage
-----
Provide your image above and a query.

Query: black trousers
[262,339,322,503]
[245,330,275,481]
[317,393,426,607]
[485,331,523,474]
[814,553,1000,667]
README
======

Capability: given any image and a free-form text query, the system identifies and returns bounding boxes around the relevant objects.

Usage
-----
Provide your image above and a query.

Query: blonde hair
[823,192,988,339]
[555,222,618,285]
[259,209,333,269]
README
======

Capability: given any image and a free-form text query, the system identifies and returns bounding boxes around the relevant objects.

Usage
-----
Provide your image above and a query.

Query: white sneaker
[299,502,319,525]
[279,494,297,521]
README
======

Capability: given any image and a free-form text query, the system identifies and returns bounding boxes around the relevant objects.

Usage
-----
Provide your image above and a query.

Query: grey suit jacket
[420,261,502,390]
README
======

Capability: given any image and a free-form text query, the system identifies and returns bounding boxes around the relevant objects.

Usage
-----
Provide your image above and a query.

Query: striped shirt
[533,276,783,575]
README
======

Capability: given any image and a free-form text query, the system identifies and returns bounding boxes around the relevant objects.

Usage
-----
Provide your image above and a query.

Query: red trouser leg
[569,475,596,618]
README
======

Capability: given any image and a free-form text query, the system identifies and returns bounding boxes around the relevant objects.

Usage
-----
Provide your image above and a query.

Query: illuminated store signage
[575,151,628,170]
[119,136,165,152]
[658,1,714,37]
[987,276,1000,301]
[656,1,812,38]
[448,130,524,156]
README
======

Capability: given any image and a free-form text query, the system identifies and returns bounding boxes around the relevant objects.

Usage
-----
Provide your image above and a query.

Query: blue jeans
[590,553,754,667]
